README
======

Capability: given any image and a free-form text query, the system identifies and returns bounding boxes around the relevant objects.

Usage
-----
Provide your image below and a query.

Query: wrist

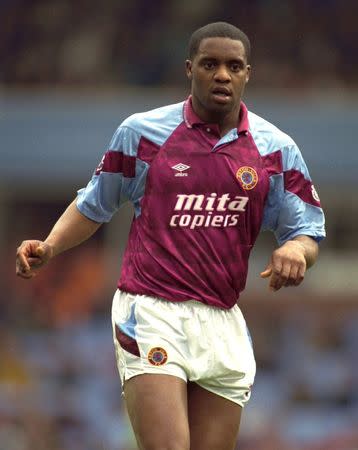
[43,240,57,258]
[286,239,307,258]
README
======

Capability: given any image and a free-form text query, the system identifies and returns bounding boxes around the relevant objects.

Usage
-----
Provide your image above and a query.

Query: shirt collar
[183,95,249,134]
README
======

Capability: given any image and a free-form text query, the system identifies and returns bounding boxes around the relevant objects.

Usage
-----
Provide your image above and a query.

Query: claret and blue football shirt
[77,97,325,309]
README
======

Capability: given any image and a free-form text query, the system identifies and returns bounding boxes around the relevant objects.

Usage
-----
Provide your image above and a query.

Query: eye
[203,61,215,70]
[230,63,242,72]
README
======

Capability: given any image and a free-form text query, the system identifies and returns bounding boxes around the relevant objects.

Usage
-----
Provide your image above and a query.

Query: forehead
[196,37,247,61]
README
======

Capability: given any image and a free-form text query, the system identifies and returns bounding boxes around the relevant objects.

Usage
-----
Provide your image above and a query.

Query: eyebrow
[199,56,246,65]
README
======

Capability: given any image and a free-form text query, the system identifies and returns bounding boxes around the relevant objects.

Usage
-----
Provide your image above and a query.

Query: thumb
[260,265,272,278]
[35,243,50,259]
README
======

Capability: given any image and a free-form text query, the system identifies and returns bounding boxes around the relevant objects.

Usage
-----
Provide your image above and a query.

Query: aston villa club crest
[236,166,258,190]
[148,347,168,366]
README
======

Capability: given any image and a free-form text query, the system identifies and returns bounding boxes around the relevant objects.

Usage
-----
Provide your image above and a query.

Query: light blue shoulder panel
[248,111,325,245]
[77,102,184,222]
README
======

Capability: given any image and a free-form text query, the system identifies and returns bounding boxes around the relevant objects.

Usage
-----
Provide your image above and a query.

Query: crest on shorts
[148,347,168,366]
[236,166,258,190]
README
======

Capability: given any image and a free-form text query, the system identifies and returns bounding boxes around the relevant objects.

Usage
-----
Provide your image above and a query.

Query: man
[16,22,325,450]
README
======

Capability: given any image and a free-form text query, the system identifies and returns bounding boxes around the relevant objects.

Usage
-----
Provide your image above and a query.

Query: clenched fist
[16,240,54,279]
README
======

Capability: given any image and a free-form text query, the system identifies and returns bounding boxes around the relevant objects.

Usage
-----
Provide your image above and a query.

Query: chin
[209,102,233,115]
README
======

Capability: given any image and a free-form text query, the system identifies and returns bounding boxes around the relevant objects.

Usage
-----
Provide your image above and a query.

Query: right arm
[17,121,145,279]
[16,198,102,279]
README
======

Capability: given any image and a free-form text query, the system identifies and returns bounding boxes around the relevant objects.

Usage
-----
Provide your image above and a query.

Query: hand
[16,240,54,279]
[260,240,307,292]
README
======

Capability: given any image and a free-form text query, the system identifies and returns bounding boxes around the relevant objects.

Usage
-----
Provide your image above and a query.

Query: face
[186,37,251,123]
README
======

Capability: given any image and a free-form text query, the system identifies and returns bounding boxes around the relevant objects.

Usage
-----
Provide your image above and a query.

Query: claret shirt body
[77,97,325,309]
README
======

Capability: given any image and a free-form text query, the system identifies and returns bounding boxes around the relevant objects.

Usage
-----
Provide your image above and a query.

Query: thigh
[187,382,242,450]
[124,374,190,450]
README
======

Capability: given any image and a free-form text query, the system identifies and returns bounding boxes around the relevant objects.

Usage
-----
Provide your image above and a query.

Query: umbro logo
[172,163,190,177]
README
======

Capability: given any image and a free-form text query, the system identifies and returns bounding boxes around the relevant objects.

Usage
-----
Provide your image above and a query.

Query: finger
[293,263,306,286]
[278,261,292,290]
[21,271,36,279]
[36,245,46,257]
[19,272,34,279]
[16,248,31,272]
[284,265,299,287]
[16,240,47,278]
[268,261,283,291]
[16,240,41,268]
[17,256,44,276]
[36,243,53,263]
[16,255,32,275]
[271,260,292,291]
[260,266,272,278]
[16,266,35,278]
[28,257,44,267]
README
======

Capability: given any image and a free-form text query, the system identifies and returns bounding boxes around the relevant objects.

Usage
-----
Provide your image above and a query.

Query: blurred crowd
[1,0,358,89]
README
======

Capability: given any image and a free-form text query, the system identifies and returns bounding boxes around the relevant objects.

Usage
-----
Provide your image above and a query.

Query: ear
[185,60,193,80]
[245,65,251,83]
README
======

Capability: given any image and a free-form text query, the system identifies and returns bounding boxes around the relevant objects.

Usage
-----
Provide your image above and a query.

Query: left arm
[260,235,319,291]
[260,140,325,292]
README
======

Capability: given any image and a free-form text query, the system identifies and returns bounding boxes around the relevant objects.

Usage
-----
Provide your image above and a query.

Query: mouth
[210,87,232,104]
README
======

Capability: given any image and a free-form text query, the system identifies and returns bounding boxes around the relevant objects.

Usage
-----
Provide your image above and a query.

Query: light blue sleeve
[76,125,148,223]
[261,145,326,246]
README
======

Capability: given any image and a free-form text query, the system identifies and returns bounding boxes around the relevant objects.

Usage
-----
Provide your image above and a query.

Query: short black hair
[188,22,251,62]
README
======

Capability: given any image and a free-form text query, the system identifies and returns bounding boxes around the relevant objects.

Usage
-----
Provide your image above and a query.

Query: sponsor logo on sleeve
[311,185,320,203]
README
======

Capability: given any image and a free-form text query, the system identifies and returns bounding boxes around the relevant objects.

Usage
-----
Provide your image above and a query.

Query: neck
[218,120,237,137]
[191,95,241,137]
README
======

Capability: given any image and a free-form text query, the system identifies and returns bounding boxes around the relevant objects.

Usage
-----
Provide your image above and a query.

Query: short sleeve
[76,125,148,223]
[261,144,326,245]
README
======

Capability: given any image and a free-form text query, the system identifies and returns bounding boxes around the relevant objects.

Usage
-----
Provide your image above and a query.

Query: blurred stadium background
[1,1,357,449]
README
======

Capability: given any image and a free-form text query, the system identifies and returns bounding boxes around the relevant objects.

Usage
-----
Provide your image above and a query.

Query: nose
[213,65,231,82]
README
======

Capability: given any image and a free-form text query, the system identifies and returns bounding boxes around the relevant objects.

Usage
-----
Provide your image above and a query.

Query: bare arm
[43,198,102,256]
[16,198,102,279]
[260,235,319,292]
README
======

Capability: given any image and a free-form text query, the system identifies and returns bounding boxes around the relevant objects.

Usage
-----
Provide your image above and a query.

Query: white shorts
[111,290,256,407]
